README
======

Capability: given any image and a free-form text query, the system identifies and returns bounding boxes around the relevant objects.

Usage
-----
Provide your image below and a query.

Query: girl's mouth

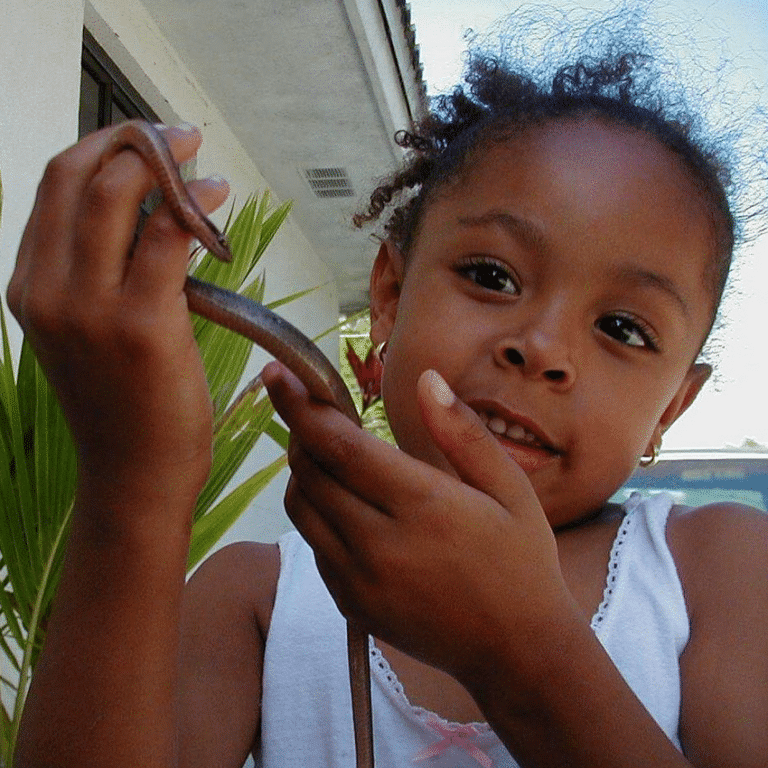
[472,405,561,472]
[477,410,555,449]
[479,412,560,473]
[480,412,549,448]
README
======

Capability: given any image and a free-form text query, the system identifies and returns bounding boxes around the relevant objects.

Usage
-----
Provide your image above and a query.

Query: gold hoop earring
[639,440,660,468]
[374,341,388,365]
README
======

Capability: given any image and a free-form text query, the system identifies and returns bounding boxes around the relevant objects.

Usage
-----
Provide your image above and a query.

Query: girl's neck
[553,501,621,533]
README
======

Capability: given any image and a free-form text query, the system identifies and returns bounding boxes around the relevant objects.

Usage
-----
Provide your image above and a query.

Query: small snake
[103,120,374,768]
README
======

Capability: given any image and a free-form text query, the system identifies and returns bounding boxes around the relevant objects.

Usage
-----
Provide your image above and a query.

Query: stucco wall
[0,0,341,545]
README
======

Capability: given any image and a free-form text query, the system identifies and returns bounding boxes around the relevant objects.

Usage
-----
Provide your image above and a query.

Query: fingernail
[426,369,455,407]
[175,121,197,133]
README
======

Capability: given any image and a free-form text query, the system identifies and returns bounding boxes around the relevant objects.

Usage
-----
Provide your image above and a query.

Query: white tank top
[257,493,687,767]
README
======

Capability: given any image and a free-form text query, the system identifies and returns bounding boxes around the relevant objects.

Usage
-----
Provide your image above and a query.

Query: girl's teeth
[507,424,527,441]
[488,416,506,434]
[483,414,540,446]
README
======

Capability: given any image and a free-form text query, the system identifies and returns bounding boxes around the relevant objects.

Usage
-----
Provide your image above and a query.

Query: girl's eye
[597,314,658,350]
[458,258,519,295]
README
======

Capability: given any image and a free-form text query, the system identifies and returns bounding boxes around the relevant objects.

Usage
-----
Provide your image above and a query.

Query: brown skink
[103,119,374,768]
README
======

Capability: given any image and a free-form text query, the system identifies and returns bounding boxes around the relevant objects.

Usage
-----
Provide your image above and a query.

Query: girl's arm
[178,541,279,768]
[262,362,767,768]
[671,502,768,766]
[8,124,243,768]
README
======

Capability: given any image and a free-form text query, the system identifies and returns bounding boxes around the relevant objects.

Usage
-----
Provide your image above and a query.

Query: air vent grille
[304,167,355,198]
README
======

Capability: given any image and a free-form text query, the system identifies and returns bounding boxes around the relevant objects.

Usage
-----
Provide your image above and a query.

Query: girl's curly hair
[353,6,765,316]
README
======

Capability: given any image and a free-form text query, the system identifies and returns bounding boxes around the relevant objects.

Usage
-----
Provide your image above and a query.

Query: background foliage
[339,313,394,444]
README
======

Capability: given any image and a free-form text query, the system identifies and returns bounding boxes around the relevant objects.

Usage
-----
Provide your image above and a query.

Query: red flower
[345,341,382,411]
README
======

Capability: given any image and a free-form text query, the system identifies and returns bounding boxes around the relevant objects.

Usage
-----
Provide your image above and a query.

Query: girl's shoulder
[666,500,768,608]
[664,502,768,760]
[186,540,281,633]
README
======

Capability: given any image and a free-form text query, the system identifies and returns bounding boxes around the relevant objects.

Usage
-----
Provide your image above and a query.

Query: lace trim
[590,493,639,630]
[368,641,492,733]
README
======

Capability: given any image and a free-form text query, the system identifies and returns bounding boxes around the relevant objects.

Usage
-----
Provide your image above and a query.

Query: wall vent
[303,167,355,198]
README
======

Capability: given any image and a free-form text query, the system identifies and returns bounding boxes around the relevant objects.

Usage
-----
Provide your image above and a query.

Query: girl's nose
[494,331,577,389]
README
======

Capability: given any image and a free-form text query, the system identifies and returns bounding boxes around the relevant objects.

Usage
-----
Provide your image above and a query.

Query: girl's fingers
[266,365,566,661]
[282,466,388,627]
[16,123,207,305]
[127,175,230,299]
[265,362,539,514]
[262,361,434,513]
[416,370,544,516]
[9,129,115,308]
[6,122,221,507]
[286,440,392,559]
[284,473,353,568]
[72,123,205,291]
[10,122,231,358]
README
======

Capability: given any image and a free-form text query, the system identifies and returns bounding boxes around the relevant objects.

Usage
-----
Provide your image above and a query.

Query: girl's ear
[369,240,405,346]
[646,362,712,453]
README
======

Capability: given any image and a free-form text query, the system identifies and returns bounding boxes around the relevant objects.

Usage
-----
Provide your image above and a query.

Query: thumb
[416,369,538,510]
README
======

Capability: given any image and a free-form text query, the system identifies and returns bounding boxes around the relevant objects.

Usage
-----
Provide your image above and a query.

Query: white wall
[0,0,342,545]
[0,0,84,356]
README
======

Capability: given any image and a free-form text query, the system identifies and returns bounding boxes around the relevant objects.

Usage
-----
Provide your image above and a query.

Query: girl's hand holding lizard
[10,125,232,768]
[7,123,228,506]
[262,361,584,706]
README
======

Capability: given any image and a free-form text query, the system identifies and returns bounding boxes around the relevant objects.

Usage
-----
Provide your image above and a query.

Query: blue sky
[408,0,768,450]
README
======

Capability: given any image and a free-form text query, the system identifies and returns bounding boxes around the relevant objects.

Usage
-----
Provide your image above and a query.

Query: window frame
[80,28,159,136]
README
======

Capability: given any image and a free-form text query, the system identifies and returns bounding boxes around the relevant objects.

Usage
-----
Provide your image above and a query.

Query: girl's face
[371,117,717,527]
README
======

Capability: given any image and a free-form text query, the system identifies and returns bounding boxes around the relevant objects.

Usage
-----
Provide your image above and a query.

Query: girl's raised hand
[7,123,229,504]
[262,361,581,697]
[10,126,236,768]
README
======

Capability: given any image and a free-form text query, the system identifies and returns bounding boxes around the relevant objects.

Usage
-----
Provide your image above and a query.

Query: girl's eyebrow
[457,211,689,317]
[606,264,689,317]
[457,211,546,253]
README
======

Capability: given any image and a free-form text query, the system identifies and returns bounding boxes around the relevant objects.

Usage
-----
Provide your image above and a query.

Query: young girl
[10,22,768,768]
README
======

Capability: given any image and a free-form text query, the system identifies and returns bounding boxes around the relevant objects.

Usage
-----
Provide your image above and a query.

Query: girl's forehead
[460,118,704,204]
[422,117,717,255]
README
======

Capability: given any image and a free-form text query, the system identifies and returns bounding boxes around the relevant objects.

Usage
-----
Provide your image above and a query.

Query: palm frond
[188,453,288,571]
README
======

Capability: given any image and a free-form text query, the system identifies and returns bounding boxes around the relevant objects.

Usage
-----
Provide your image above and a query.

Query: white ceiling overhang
[141,0,427,312]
